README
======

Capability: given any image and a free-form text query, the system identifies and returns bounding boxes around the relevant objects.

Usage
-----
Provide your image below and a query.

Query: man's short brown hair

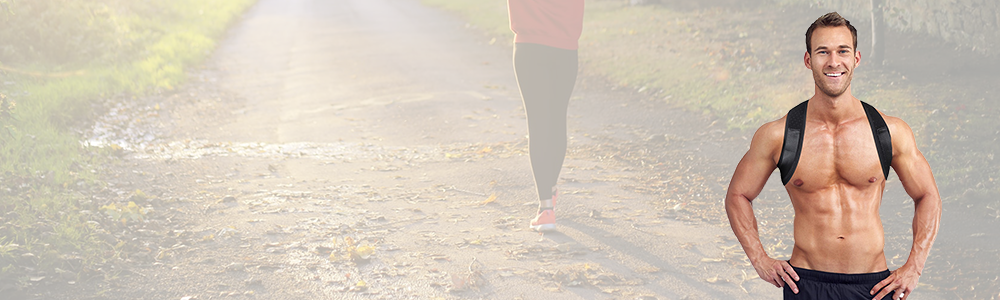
[805,12,858,53]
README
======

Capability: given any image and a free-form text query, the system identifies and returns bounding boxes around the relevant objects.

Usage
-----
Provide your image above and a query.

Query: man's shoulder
[863,104,919,156]
[761,114,788,136]
[864,104,913,136]
[749,116,787,149]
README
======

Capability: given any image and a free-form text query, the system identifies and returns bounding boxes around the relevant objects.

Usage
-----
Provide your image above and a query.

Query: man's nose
[826,54,843,68]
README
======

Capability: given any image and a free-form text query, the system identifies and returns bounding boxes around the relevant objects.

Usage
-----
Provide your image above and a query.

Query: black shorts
[783,266,895,300]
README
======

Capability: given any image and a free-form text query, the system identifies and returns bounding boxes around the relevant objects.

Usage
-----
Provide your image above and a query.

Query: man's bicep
[890,120,939,200]
[728,124,781,202]
[730,151,778,201]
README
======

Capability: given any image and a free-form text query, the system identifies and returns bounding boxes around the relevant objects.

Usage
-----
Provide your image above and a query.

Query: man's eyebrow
[813,45,853,52]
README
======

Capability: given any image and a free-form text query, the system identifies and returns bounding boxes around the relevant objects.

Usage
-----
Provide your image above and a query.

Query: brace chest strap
[777,100,893,185]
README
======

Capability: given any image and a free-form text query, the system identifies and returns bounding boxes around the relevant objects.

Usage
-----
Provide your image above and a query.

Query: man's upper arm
[887,116,939,201]
[728,120,783,202]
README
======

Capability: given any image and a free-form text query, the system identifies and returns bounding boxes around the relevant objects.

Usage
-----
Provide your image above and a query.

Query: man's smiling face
[805,26,860,98]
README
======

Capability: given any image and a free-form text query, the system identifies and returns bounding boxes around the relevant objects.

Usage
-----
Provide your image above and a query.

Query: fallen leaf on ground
[352,245,375,260]
[480,193,497,205]
[350,280,368,292]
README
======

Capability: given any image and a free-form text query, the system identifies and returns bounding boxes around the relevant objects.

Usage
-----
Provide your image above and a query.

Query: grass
[0,0,256,292]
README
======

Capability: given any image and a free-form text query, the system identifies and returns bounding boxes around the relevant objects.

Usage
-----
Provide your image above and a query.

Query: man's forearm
[726,194,768,262]
[906,194,942,272]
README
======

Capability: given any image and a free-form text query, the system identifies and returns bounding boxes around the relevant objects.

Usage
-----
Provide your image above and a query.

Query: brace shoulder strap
[777,100,809,185]
[861,101,893,180]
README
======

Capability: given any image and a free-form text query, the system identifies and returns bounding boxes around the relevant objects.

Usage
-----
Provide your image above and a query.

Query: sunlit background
[1,0,996,299]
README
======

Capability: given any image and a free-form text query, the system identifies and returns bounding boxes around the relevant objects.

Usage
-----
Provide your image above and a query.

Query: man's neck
[808,90,863,126]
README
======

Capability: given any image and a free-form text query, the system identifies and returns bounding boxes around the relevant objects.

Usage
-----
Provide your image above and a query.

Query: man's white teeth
[825,72,844,77]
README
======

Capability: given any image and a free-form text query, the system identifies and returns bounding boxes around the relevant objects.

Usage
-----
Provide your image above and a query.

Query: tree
[869,0,885,68]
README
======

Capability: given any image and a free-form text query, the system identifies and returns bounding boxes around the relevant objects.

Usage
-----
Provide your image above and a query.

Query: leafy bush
[0,0,135,66]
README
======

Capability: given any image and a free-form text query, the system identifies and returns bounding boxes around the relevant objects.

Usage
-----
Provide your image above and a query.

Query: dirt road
[67,0,943,299]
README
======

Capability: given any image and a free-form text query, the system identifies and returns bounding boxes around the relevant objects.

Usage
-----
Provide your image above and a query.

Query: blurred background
[1,0,996,298]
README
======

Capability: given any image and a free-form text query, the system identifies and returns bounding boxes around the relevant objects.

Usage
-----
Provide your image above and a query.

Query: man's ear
[804,51,812,70]
[855,50,861,67]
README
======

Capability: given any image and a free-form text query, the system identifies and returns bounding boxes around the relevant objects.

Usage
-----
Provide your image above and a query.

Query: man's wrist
[902,260,924,275]
[748,253,769,265]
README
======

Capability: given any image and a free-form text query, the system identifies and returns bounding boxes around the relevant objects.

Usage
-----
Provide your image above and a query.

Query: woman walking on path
[507,0,584,231]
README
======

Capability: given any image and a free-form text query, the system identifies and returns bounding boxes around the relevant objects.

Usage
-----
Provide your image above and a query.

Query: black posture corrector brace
[777,100,892,185]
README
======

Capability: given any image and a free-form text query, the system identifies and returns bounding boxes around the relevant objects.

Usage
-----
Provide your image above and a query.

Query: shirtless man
[724,12,941,300]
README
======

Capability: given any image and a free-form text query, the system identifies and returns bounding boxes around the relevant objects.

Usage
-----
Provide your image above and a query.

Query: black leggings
[513,43,578,201]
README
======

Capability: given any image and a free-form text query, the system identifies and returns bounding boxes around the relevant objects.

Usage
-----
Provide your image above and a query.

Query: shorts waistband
[791,266,890,284]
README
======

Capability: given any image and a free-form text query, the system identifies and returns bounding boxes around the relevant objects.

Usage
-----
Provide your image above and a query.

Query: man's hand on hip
[752,256,800,293]
[871,263,921,300]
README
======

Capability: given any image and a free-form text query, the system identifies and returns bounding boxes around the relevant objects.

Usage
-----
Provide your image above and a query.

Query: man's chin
[817,84,850,98]
[821,90,848,98]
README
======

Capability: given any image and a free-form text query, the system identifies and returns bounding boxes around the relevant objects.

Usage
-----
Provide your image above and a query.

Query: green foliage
[0,0,257,289]
[0,92,12,122]
[421,0,511,38]
[0,0,131,66]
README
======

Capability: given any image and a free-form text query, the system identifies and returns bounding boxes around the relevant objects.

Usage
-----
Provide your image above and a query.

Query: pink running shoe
[529,189,558,232]
[530,209,556,232]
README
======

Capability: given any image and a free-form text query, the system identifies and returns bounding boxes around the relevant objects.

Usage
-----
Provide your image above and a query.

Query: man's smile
[824,71,845,77]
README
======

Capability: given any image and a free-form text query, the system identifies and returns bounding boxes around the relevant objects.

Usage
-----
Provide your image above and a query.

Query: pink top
[508,0,585,50]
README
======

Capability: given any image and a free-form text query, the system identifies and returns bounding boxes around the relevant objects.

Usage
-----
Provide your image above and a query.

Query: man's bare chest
[792,127,883,189]
[776,100,893,189]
